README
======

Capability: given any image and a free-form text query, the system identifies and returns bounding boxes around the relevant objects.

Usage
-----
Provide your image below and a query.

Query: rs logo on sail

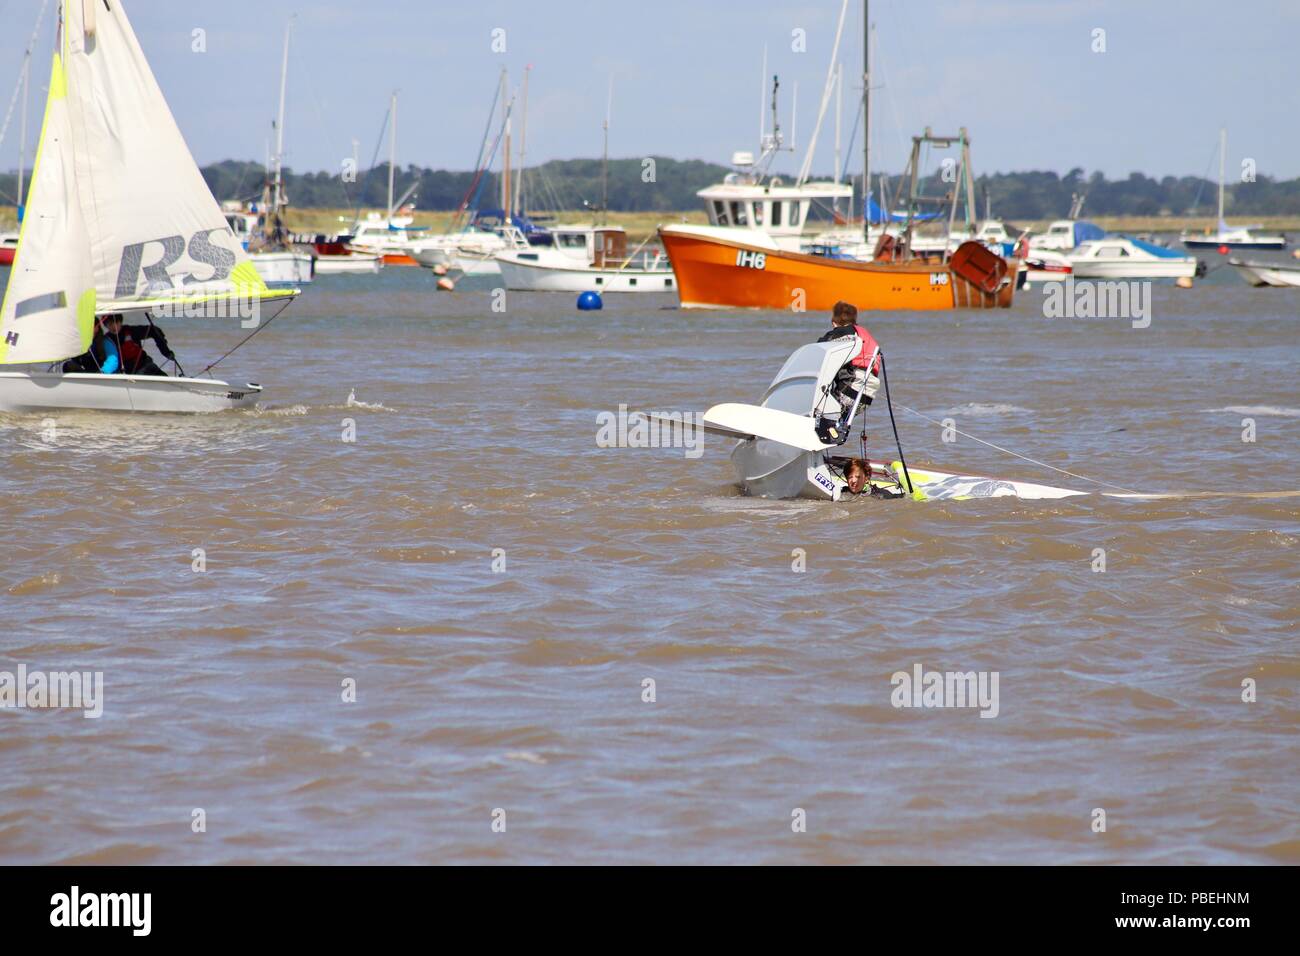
[114,229,238,297]
[735,250,766,270]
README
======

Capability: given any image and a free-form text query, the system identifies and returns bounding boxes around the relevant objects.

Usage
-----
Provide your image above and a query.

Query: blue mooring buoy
[577,290,603,311]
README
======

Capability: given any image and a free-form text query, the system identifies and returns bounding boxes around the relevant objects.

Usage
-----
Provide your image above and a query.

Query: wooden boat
[659,225,1013,310]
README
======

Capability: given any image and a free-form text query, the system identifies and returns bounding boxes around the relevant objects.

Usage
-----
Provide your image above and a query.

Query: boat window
[730,201,748,226]
[771,201,783,227]
[1100,246,1124,257]
[753,203,764,226]
[557,233,587,249]
[714,201,729,226]
[1049,224,1069,234]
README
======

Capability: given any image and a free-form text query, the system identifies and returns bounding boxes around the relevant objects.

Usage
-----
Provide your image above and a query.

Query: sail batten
[1,0,286,366]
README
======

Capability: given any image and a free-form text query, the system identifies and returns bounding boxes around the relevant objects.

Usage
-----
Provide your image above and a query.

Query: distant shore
[4,205,1298,247]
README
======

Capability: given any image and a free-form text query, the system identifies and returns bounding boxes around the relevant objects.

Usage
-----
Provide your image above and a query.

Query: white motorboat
[495,225,676,293]
[1068,237,1200,279]
[1228,257,1300,287]
[407,228,507,276]
[0,0,295,415]
[1181,130,1286,251]
[1028,218,1105,252]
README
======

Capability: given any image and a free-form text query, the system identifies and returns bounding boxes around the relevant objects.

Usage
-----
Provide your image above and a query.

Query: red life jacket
[117,330,144,371]
[850,325,882,373]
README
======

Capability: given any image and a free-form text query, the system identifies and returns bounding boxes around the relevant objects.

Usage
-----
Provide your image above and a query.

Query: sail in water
[0,0,295,368]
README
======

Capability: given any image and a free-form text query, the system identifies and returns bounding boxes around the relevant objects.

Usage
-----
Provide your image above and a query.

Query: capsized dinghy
[0,0,296,414]
[694,340,1093,502]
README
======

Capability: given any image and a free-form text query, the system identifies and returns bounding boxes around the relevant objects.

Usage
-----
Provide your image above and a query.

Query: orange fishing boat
[659,226,1014,311]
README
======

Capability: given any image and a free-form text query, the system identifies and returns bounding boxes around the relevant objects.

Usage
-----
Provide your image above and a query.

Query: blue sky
[2,0,1298,181]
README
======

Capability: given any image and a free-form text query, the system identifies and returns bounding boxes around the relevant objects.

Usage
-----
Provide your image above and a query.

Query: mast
[498,70,508,218]
[601,75,612,227]
[863,0,870,240]
[386,91,397,220]
[834,62,842,185]
[1217,127,1226,229]
[272,17,292,216]
[17,56,28,220]
[513,64,531,219]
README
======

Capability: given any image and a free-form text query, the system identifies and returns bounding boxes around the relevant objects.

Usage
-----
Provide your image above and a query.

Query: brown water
[1,261,1297,864]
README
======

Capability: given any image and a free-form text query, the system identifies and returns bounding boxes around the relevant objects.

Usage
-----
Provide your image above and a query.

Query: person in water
[101,313,175,375]
[815,300,882,444]
[842,458,870,495]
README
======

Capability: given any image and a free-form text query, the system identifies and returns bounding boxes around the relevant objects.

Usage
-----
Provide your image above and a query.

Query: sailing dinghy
[0,0,296,414]
[686,340,1102,503]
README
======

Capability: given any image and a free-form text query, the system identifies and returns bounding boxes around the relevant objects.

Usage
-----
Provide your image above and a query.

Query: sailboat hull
[0,372,262,413]
[659,226,1015,311]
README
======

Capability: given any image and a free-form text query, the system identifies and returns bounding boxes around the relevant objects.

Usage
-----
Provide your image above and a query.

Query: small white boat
[1068,237,1200,279]
[1028,219,1105,252]
[1182,224,1287,251]
[313,251,383,275]
[0,0,295,415]
[495,225,676,293]
[1181,130,1287,251]
[1228,257,1300,287]
[1019,249,1072,285]
[407,228,507,276]
[0,372,261,413]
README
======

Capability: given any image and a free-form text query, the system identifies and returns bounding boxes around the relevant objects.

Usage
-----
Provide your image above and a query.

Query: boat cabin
[697,179,853,243]
[549,225,630,267]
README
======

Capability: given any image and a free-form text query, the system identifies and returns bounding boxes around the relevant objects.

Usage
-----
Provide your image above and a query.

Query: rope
[197,298,292,376]
[894,401,1140,494]
[879,354,914,493]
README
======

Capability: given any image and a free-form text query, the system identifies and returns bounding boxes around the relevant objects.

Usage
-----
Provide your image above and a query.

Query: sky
[1,0,1298,183]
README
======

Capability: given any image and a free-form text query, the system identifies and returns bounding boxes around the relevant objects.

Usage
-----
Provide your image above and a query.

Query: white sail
[1,0,291,366]
[0,51,95,364]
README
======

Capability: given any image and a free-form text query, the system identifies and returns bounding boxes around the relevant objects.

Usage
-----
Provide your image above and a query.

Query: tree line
[3,158,1298,219]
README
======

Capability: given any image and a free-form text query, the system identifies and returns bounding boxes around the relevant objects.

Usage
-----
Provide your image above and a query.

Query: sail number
[735,250,767,270]
[929,272,949,286]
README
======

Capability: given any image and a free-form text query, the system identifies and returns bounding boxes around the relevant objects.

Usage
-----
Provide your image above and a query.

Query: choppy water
[1,257,1297,864]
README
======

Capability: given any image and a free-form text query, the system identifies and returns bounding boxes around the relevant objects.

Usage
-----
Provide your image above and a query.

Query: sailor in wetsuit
[63,313,176,375]
[815,300,882,445]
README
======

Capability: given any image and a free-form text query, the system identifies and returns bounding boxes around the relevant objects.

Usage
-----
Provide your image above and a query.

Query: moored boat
[1180,130,1287,251]
[496,224,675,293]
[1068,237,1200,279]
[1228,257,1300,287]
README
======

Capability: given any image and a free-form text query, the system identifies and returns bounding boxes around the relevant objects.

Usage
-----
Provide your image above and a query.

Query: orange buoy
[436,277,455,291]
[1217,244,1230,255]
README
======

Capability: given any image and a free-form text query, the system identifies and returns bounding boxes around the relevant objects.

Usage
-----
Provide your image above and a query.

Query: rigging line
[197,298,293,376]
[894,402,1141,495]
[351,104,392,228]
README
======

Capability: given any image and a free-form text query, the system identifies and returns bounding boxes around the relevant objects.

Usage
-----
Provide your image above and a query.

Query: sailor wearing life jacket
[100,313,175,376]
[815,300,881,444]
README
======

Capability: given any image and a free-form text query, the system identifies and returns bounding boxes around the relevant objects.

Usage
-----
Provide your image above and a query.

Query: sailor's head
[831,301,858,327]
[844,458,869,495]
[98,313,124,333]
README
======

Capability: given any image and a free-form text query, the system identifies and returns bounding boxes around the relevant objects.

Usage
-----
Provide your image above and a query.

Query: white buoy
[433,264,448,276]
[436,277,455,291]
[1175,276,1194,289]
